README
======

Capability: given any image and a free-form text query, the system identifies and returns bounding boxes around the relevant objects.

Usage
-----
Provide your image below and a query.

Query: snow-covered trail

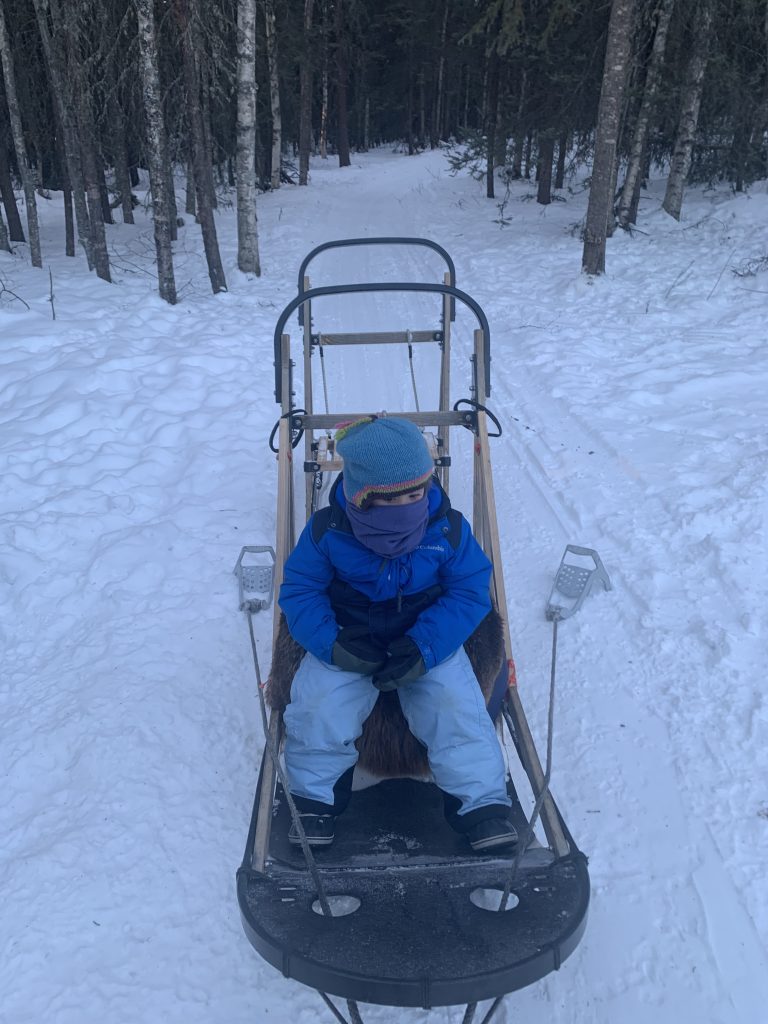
[2,148,767,1024]
[488,360,768,1024]
[299,160,768,1024]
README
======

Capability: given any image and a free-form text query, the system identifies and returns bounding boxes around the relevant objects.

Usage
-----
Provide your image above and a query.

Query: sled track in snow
[486,335,768,1023]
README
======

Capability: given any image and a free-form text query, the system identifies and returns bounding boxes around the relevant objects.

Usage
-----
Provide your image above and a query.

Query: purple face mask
[345,494,429,557]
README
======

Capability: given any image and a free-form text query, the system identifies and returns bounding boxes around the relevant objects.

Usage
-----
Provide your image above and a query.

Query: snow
[2,148,767,1024]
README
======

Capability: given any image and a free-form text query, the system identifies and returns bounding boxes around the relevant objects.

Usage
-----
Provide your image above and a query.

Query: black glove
[372,636,426,692]
[332,626,387,675]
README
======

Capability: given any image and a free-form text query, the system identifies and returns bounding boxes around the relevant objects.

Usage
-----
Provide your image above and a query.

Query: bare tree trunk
[730,119,749,192]
[462,65,470,129]
[319,8,329,159]
[76,87,112,281]
[134,0,177,305]
[264,0,282,185]
[662,0,714,220]
[583,0,637,275]
[432,0,449,147]
[52,0,110,277]
[511,69,527,178]
[536,134,555,205]
[165,157,178,240]
[406,65,415,154]
[0,200,9,252]
[555,130,568,189]
[624,138,648,224]
[299,0,315,185]
[98,165,114,225]
[174,0,227,293]
[236,0,261,275]
[0,137,25,241]
[335,0,350,167]
[199,59,217,209]
[108,91,135,224]
[0,2,42,267]
[32,0,93,269]
[185,156,196,215]
[618,0,675,227]
[63,181,74,256]
[419,70,426,145]
[523,130,533,178]
[485,49,499,199]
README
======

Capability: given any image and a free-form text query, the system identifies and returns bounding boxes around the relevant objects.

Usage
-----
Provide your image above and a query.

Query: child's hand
[332,626,387,675]
[372,637,426,691]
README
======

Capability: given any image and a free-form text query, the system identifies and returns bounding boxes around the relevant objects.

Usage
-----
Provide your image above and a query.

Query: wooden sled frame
[237,243,589,1010]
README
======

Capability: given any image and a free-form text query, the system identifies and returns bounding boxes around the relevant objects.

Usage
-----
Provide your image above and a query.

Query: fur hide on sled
[265,610,506,778]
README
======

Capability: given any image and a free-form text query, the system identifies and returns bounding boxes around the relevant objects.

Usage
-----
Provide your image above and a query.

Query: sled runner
[236,239,591,1020]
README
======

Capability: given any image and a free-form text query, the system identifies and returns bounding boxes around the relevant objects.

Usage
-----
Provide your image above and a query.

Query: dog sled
[235,239,594,1022]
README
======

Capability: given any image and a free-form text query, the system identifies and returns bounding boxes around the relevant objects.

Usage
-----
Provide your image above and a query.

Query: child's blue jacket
[278,478,492,669]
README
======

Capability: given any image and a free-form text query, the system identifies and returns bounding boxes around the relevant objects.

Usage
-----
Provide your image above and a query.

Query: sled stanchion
[439,271,452,494]
[303,279,315,522]
[251,338,297,872]
[472,330,569,858]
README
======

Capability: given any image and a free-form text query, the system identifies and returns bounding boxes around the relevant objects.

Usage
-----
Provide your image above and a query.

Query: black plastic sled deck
[236,239,590,1015]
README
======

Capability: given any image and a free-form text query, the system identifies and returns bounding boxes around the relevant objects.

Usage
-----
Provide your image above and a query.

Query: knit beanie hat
[335,416,435,509]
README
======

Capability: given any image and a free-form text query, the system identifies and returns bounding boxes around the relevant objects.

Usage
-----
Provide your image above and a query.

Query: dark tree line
[0,0,766,297]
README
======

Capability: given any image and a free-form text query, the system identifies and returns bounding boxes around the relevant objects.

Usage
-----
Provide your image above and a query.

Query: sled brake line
[243,610,334,918]
[499,612,560,912]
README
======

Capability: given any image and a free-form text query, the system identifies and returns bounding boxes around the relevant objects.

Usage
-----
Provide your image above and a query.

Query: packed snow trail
[1,149,766,1024]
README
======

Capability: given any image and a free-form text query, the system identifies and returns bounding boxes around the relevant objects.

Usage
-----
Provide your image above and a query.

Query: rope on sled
[406,330,421,411]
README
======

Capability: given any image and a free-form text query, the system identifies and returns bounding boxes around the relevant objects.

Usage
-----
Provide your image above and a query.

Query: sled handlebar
[296,238,457,325]
[273,282,492,404]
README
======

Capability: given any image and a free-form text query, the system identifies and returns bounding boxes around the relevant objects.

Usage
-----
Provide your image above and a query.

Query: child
[278,415,517,853]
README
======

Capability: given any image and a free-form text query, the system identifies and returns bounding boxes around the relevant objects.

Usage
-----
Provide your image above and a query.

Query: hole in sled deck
[470,888,520,912]
[312,895,362,917]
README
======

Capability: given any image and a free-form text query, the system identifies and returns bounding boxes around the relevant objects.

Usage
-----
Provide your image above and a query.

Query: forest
[0,0,766,299]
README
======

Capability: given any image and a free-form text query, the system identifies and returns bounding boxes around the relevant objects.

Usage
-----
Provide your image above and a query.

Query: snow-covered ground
[1,148,767,1024]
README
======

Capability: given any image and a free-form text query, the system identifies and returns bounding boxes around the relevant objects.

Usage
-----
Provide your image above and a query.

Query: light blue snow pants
[283,646,511,818]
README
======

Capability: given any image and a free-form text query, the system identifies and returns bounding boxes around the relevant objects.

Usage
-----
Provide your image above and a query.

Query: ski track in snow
[1,150,767,1024]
